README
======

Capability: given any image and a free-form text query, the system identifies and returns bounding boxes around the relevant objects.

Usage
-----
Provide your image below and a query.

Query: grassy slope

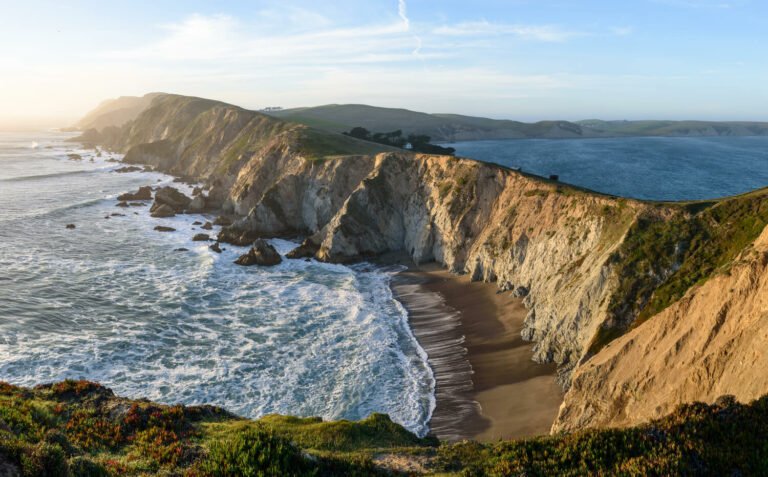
[589,187,768,354]
[268,105,591,142]
[2,381,768,476]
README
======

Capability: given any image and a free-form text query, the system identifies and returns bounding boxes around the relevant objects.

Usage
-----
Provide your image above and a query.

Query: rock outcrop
[152,186,191,213]
[117,186,152,201]
[150,204,176,218]
[234,239,282,267]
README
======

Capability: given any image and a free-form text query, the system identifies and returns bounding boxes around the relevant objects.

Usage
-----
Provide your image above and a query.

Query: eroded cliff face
[81,93,768,425]
[554,226,768,431]
[83,94,659,388]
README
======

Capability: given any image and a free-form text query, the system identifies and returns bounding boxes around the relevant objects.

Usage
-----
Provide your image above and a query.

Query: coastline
[392,263,563,442]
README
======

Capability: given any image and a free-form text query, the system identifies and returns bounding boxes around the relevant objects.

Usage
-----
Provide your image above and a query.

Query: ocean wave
[0,169,100,183]
[0,132,436,436]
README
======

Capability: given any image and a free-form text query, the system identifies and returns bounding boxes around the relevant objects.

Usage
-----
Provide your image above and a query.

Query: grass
[297,129,394,162]
[3,380,768,476]
[589,188,768,355]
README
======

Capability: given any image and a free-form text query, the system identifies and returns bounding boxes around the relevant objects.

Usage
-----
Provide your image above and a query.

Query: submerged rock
[192,221,203,226]
[150,204,176,218]
[192,233,211,242]
[154,226,176,232]
[114,166,142,173]
[234,239,282,267]
[65,224,76,229]
[67,153,83,161]
[174,248,189,252]
[209,242,222,253]
[117,186,152,202]
[116,201,130,208]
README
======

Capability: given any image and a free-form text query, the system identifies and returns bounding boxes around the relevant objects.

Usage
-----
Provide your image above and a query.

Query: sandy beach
[392,263,563,442]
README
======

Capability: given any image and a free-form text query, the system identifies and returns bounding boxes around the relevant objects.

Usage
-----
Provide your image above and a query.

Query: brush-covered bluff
[77,93,768,433]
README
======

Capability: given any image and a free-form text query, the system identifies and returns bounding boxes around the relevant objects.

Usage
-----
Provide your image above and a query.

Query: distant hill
[269,104,768,142]
[76,93,164,131]
[268,104,601,142]
[577,119,768,138]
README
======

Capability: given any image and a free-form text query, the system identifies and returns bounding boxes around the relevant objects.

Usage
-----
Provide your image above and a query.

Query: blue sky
[1,0,766,124]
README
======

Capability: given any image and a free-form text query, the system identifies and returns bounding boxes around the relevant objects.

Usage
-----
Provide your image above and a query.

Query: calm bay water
[0,131,434,436]
[447,136,768,201]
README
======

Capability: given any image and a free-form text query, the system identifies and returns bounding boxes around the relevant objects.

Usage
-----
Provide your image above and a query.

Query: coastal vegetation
[590,187,768,354]
[2,381,767,476]
[342,127,456,155]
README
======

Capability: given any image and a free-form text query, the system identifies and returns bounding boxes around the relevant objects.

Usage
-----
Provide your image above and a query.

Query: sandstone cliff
[78,93,768,420]
[554,218,768,432]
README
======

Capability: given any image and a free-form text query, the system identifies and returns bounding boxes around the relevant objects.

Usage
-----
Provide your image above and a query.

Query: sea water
[0,131,435,436]
[446,136,768,201]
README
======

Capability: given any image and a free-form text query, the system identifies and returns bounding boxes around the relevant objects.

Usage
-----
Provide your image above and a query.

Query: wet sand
[391,263,563,441]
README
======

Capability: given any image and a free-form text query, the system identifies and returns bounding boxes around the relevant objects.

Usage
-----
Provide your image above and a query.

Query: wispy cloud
[432,21,584,42]
[398,0,422,57]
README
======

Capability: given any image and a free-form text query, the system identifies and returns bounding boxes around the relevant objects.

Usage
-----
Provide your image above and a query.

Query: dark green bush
[199,427,315,477]
[21,442,69,477]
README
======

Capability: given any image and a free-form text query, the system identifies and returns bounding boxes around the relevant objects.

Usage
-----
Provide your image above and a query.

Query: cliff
[77,93,768,430]
[554,218,768,432]
[75,93,163,131]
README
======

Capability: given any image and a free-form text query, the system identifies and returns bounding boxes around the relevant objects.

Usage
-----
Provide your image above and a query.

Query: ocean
[0,131,435,436]
[446,136,768,201]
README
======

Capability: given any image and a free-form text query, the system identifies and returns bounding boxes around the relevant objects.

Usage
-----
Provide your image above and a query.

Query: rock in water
[117,186,152,201]
[209,242,222,253]
[65,224,76,229]
[188,195,207,212]
[150,186,192,214]
[286,238,320,259]
[201,221,213,230]
[234,239,282,267]
[154,226,176,232]
[192,233,211,242]
[150,204,176,218]
[116,201,130,208]
[214,215,234,226]
[114,166,142,173]
[218,226,260,246]
[67,153,83,161]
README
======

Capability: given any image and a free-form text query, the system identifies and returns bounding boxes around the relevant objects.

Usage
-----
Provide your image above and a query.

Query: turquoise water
[446,136,768,201]
[0,131,435,436]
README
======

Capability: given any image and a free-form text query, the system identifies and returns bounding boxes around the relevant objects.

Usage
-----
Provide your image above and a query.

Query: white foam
[0,131,437,436]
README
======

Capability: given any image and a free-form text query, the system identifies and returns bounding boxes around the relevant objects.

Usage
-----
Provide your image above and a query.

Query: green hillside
[268,104,595,142]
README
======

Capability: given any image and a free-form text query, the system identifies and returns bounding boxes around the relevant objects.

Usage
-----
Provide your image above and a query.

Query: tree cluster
[343,127,456,155]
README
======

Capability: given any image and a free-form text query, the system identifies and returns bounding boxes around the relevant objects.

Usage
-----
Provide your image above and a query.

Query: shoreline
[392,263,563,442]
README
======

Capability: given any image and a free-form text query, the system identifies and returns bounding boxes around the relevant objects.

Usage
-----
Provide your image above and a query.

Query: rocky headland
[74,93,768,437]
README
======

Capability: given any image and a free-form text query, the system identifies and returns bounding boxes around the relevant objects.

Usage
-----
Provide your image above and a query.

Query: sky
[0,0,766,126]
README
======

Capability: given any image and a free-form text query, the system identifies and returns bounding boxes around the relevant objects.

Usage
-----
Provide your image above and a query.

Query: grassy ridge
[588,188,768,355]
[3,381,768,476]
